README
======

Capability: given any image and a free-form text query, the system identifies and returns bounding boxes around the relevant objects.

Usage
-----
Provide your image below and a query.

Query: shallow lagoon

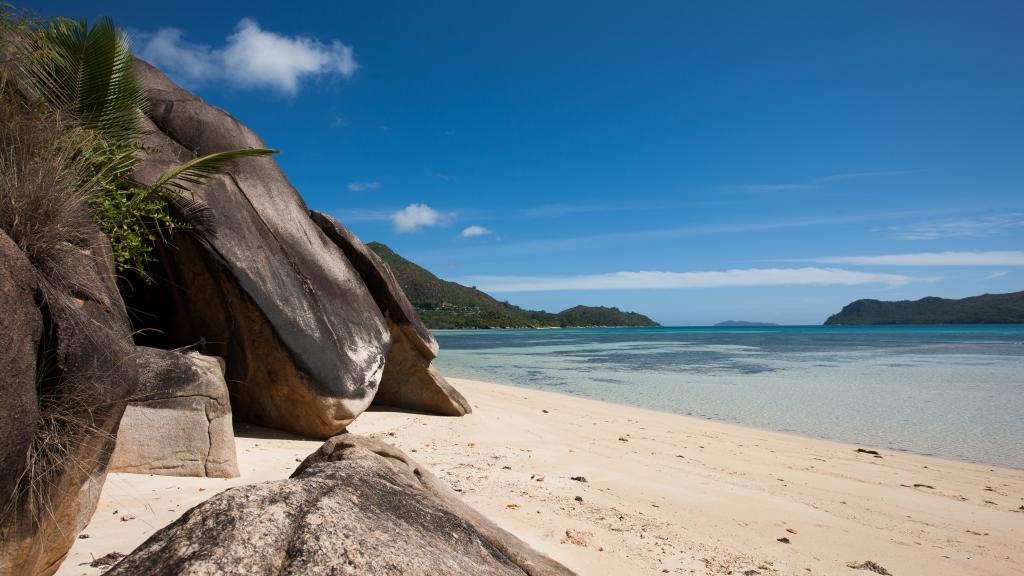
[435,325,1024,468]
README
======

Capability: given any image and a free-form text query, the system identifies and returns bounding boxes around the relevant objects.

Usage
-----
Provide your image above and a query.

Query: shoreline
[60,378,1024,576]
[439,376,1024,472]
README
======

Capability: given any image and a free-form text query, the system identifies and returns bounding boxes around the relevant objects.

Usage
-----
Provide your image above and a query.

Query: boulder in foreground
[110,348,239,478]
[107,434,573,576]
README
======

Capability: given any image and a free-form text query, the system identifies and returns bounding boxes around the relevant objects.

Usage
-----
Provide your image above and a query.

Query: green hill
[367,242,659,329]
[824,291,1024,325]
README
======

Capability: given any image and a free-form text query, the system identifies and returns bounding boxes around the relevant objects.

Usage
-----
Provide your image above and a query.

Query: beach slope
[60,378,1023,576]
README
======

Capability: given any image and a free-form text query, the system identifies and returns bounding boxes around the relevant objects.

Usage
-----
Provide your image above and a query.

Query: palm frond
[147,148,278,194]
[18,16,148,145]
[168,193,217,237]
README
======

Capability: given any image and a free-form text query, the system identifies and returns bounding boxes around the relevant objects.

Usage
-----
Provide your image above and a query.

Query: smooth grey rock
[110,348,239,478]
[309,211,437,356]
[108,434,574,576]
[311,211,470,416]
[130,59,390,438]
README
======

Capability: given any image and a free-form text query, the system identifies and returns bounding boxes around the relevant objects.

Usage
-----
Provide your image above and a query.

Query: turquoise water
[433,325,1024,468]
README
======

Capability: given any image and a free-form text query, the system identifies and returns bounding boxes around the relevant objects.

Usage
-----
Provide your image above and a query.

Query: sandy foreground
[60,378,1023,576]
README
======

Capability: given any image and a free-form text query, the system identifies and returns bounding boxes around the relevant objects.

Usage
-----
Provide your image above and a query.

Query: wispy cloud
[814,170,920,183]
[792,251,1024,266]
[347,181,381,192]
[333,209,392,222]
[460,268,911,293]
[391,204,454,233]
[138,19,356,95]
[403,209,947,262]
[727,170,917,194]
[730,184,811,193]
[982,271,1008,280]
[522,203,625,218]
[889,213,1024,240]
[459,225,492,238]
[520,200,731,219]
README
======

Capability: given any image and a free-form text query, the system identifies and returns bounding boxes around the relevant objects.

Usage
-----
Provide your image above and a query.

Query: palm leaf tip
[149,147,278,193]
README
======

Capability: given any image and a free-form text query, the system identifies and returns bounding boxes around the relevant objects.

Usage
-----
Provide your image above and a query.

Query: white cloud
[391,204,453,233]
[137,29,220,84]
[347,181,381,192]
[460,267,911,292]
[138,19,356,95]
[459,225,492,238]
[796,251,1024,266]
[890,213,1024,240]
[982,271,1008,280]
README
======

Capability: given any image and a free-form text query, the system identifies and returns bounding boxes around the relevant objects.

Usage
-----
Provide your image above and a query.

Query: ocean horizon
[434,324,1024,469]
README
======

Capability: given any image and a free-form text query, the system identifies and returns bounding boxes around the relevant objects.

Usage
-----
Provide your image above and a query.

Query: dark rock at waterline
[311,211,470,417]
[131,60,390,438]
[0,228,138,576]
[108,434,574,576]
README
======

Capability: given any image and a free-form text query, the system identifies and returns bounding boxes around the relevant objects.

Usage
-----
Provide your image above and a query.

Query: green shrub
[3,10,275,281]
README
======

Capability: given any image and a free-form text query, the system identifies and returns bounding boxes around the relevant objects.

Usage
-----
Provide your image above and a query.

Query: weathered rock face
[308,211,437,355]
[374,321,471,415]
[0,229,137,576]
[311,211,471,416]
[0,232,42,507]
[110,348,239,478]
[108,434,573,576]
[130,60,390,438]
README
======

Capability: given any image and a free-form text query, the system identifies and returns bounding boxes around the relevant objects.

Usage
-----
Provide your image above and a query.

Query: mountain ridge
[367,242,659,329]
[824,291,1024,325]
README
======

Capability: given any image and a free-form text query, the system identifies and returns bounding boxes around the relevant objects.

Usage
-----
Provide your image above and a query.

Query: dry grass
[0,93,100,277]
[0,93,132,539]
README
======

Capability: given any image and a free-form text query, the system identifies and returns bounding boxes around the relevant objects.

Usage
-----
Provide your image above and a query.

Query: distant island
[368,242,659,329]
[824,291,1024,325]
[713,321,781,327]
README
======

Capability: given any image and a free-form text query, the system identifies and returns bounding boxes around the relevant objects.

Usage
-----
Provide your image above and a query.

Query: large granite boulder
[130,59,390,438]
[0,229,138,576]
[0,232,42,508]
[110,348,239,478]
[108,434,573,576]
[311,211,471,416]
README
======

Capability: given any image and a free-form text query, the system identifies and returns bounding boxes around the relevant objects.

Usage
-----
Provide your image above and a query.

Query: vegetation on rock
[3,11,274,281]
[824,291,1024,325]
[0,6,273,558]
[368,242,659,329]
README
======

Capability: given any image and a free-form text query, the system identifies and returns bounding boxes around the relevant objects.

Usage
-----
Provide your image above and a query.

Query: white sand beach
[60,378,1024,576]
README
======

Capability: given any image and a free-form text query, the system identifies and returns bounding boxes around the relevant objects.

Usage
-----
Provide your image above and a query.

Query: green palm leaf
[19,16,148,144]
[148,148,277,238]
[147,148,278,194]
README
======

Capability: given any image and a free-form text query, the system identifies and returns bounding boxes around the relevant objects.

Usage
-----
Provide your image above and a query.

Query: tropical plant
[12,14,276,279]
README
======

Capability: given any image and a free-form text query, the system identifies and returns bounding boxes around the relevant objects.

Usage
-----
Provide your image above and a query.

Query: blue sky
[32,1,1023,325]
